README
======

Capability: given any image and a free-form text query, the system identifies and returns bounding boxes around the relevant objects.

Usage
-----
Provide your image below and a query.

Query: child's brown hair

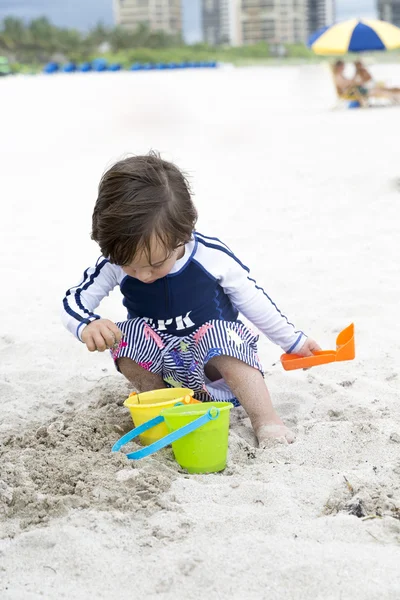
[92,152,197,265]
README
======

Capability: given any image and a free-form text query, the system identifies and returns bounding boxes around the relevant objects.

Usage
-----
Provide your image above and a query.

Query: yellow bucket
[123,388,197,446]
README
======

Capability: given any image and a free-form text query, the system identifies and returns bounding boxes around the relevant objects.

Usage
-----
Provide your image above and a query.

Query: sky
[0,1,378,41]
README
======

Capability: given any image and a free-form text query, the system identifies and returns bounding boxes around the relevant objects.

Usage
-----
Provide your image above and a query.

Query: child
[62,153,321,447]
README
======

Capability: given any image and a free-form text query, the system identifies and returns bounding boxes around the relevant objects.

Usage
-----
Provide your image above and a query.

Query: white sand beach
[1,64,400,599]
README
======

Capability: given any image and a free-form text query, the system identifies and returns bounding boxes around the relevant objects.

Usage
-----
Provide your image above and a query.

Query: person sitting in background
[354,60,376,90]
[332,60,368,106]
[354,60,400,102]
[332,60,400,105]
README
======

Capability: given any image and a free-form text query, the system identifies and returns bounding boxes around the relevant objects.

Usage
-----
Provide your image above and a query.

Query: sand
[1,64,400,599]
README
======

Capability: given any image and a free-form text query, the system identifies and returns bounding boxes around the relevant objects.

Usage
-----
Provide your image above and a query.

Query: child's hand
[297,338,321,357]
[81,319,123,352]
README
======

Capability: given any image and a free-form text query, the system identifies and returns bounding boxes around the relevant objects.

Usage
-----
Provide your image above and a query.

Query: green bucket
[162,402,233,474]
[112,401,233,474]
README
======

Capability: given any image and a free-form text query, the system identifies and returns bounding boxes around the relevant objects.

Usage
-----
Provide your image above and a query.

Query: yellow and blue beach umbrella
[308,19,400,55]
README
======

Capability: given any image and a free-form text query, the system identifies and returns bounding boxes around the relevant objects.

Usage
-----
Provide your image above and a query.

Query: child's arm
[225,264,308,353]
[61,256,121,347]
[196,235,316,354]
[224,266,307,353]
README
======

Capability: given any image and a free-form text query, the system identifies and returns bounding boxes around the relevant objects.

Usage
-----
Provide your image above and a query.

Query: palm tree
[0,16,27,52]
[0,16,188,63]
[86,22,109,48]
[28,17,57,58]
[109,26,135,51]
[57,28,83,61]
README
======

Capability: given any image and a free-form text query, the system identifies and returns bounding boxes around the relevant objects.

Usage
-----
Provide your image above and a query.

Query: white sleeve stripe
[287,333,305,353]
[63,257,109,323]
[195,232,232,252]
[66,255,104,295]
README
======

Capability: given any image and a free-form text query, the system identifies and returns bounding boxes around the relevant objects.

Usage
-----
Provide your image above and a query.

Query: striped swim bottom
[113,318,263,406]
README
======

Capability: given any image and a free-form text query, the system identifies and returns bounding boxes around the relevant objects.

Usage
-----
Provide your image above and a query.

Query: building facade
[114,0,182,35]
[239,0,308,45]
[202,0,241,45]
[202,0,223,45]
[377,0,400,27]
[202,0,335,46]
[308,0,335,36]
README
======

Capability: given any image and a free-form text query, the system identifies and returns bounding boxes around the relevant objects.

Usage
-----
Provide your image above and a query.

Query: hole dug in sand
[323,465,400,521]
[0,391,176,533]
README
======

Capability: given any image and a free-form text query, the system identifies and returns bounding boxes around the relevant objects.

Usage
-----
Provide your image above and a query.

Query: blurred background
[0,1,396,74]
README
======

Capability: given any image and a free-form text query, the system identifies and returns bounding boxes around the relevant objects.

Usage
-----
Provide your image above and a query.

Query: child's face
[121,238,185,284]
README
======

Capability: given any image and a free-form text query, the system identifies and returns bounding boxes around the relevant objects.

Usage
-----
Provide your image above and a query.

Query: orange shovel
[281,323,355,371]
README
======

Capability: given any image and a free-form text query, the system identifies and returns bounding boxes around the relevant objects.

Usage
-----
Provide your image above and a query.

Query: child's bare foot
[205,356,296,449]
[256,417,296,448]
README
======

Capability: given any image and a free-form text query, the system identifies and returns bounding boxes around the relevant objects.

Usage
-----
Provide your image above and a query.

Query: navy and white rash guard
[62,232,307,353]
